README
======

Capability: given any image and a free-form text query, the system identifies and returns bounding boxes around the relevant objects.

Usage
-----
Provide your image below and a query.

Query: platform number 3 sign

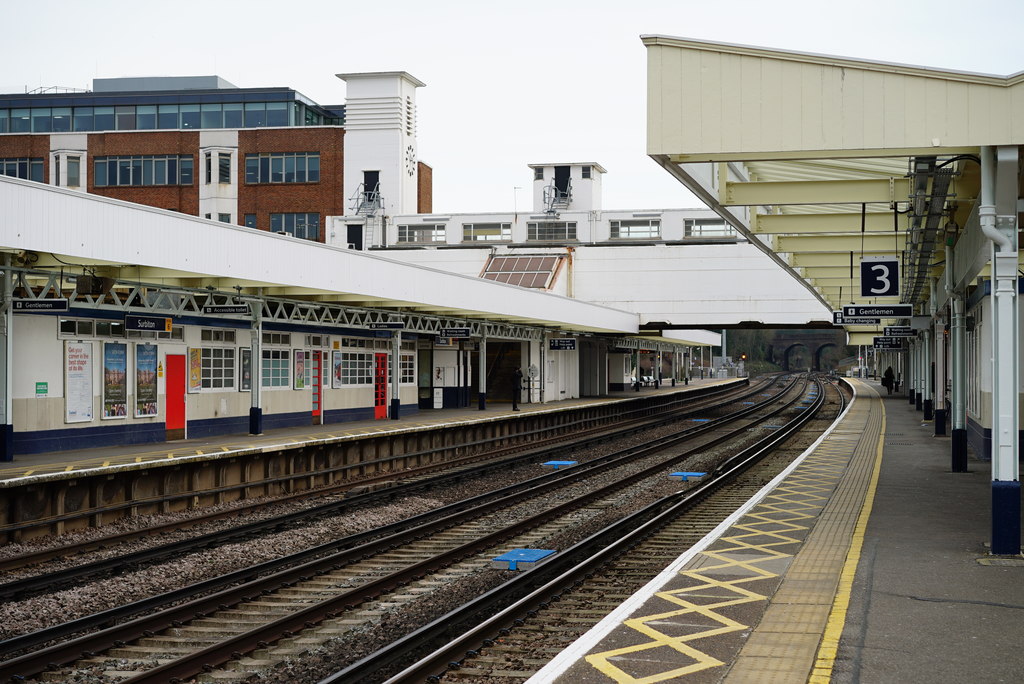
[860,257,899,298]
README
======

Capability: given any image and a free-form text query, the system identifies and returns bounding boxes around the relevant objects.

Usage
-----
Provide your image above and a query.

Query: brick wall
[88,131,201,214]
[418,161,433,214]
[237,128,345,242]
[1,136,53,182]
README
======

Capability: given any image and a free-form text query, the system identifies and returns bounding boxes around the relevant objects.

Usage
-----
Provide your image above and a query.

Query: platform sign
[13,298,69,312]
[860,256,899,297]
[873,336,904,349]
[884,326,916,337]
[844,305,913,318]
[439,327,470,338]
[548,338,576,351]
[202,304,249,315]
[126,315,172,332]
[368,322,403,330]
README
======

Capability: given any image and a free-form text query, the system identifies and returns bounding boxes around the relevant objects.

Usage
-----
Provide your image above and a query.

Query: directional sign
[203,305,250,315]
[860,256,900,298]
[12,298,69,312]
[873,336,904,349]
[548,338,576,350]
[368,322,403,330]
[833,311,880,325]
[884,326,916,337]
[440,327,470,338]
[844,305,913,318]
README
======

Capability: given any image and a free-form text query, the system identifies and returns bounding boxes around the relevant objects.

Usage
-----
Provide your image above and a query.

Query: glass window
[200,103,222,129]
[67,156,80,187]
[685,219,736,238]
[463,223,511,242]
[204,152,212,184]
[0,158,44,183]
[533,167,543,181]
[31,108,51,133]
[115,105,135,130]
[270,213,319,240]
[307,155,319,182]
[218,153,231,183]
[581,165,591,179]
[610,219,661,239]
[245,156,258,184]
[527,221,577,241]
[0,109,8,134]
[223,103,243,128]
[10,109,31,133]
[51,108,72,132]
[266,101,288,127]
[93,106,114,131]
[180,104,200,129]
[179,156,193,185]
[92,155,193,186]
[218,213,231,223]
[244,102,266,127]
[72,107,93,132]
[244,153,320,184]
[261,348,290,387]
[244,214,256,228]
[339,352,373,385]
[136,105,157,129]
[201,347,236,389]
[397,224,446,243]
[157,104,179,129]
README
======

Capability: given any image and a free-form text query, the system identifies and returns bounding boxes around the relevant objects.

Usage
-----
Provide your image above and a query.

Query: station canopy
[643,35,1023,345]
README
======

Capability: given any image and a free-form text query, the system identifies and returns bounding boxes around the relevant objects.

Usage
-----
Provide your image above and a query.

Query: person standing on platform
[882,366,895,395]
[511,367,523,410]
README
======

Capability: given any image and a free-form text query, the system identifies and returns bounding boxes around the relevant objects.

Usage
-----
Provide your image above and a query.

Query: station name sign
[125,315,172,332]
[439,327,471,338]
[843,305,913,318]
[202,305,250,315]
[12,298,69,312]
[873,336,905,349]
[884,326,916,338]
[548,338,577,351]
[368,322,403,330]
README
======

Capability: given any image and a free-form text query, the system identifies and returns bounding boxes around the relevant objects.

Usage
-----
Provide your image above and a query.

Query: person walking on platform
[511,367,523,410]
[882,366,895,395]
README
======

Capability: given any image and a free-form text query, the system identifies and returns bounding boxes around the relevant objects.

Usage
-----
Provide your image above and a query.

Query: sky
[5,0,1024,213]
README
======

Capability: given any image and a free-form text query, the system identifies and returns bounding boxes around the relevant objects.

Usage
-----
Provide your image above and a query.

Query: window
[1,158,44,183]
[244,152,319,184]
[581,165,592,179]
[462,223,511,242]
[527,221,576,241]
[218,213,231,223]
[481,255,562,288]
[270,213,320,240]
[610,219,661,239]
[204,152,212,184]
[66,156,80,187]
[261,349,290,387]
[93,155,193,187]
[219,153,231,183]
[533,167,544,181]
[201,347,236,389]
[58,318,127,338]
[244,214,256,228]
[397,224,446,244]
[338,352,373,385]
[685,219,737,238]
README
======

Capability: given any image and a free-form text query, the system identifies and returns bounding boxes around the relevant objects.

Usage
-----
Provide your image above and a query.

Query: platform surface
[530,379,1024,683]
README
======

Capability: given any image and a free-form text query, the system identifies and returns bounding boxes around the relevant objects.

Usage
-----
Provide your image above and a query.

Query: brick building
[0,73,430,241]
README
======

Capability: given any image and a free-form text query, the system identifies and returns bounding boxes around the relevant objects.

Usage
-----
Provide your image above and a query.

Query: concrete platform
[529,378,1024,683]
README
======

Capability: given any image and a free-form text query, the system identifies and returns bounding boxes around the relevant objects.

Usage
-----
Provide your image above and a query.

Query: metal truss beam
[753,212,898,234]
[725,178,911,206]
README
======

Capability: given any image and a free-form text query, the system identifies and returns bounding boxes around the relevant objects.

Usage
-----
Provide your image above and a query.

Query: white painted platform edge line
[527,382,857,684]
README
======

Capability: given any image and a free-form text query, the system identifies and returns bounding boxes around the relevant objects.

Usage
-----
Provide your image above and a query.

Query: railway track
[0,374,820,683]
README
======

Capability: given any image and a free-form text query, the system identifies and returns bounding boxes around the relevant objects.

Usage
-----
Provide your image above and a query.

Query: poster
[102,342,128,418]
[239,348,252,391]
[188,347,201,393]
[65,341,93,423]
[294,350,306,389]
[135,344,158,417]
[332,350,342,389]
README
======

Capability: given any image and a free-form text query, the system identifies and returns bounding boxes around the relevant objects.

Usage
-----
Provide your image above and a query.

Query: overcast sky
[5,0,1023,213]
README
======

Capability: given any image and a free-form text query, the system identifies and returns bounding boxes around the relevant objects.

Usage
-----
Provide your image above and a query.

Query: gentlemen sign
[12,298,69,311]
[126,315,172,332]
[844,305,913,318]
[860,256,899,297]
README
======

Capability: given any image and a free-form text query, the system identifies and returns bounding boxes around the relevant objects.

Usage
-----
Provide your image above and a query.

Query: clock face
[405,145,416,176]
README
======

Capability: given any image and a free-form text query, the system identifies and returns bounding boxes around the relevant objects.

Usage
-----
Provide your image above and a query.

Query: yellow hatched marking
[584,447,849,682]
[64,465,74,472]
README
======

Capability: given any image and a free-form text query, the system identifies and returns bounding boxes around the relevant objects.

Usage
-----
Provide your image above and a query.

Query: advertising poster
[188,348,202,393]
[65,341,93,423]
[294,350,306,389]
[240,348,252,391]
[102,342,128,418]
[332,350,342,389]
[135,344,158,417]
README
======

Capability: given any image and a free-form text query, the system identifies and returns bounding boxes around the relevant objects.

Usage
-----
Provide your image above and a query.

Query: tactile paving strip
[566,383,883,684]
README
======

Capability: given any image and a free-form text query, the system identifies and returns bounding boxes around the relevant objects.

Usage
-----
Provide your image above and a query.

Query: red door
[165,354,186,440]
[312,351,323,425]
[374,353,388,419]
